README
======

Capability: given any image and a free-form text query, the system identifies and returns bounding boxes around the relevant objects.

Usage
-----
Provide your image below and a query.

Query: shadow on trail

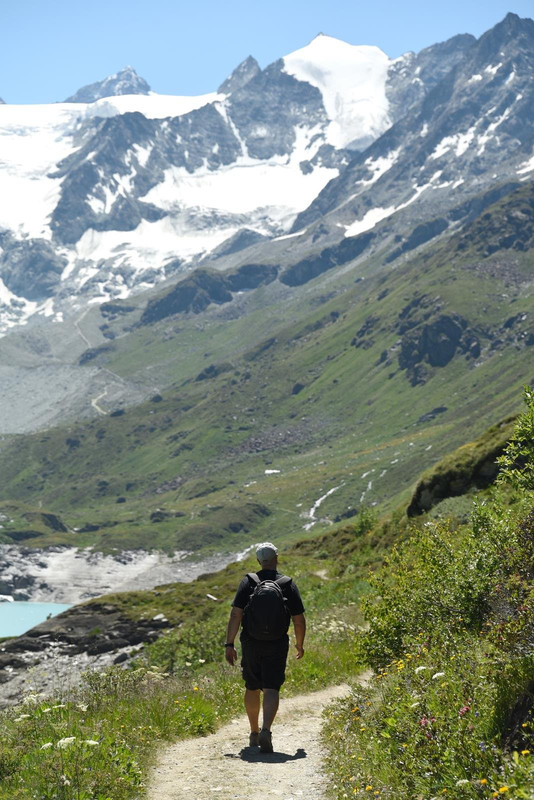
[225,747,307,763]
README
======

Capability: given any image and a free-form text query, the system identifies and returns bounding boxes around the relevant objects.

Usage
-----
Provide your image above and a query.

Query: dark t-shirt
[232,569,305,632]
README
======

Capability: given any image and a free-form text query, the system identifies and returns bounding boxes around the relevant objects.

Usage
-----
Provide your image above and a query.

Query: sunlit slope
[0,192,531,552]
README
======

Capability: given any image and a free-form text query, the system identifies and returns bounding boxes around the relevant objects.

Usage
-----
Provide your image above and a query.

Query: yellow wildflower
[479,779,488,785]
[498,788,509,794]
[521,749,530,755]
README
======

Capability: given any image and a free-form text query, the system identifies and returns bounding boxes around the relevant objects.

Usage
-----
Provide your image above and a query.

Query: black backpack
[243,573,292,640]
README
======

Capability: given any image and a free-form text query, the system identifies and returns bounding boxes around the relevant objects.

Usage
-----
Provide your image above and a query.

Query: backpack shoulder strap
[247,572,261,586]
[275,576,292,588]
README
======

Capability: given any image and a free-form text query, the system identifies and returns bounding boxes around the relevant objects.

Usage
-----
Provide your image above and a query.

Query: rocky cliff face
[64,66,151,103]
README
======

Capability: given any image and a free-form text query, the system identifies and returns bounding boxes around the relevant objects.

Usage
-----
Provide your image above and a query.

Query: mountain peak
[475,12,534,67]
[218,55,260,94]
[64,66,151,104]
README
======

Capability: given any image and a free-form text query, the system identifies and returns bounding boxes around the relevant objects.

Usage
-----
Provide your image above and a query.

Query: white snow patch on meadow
[283,35,391,149]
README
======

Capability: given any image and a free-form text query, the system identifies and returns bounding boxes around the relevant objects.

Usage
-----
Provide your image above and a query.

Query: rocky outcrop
[280,232,375,287]
[140,263,279,324]
[64,66,151,103]
[141,269,232,323]
[391,295,481,385]
[407,416,516,515]
[218,56,261,94]
[2,602,169,659]
[0,236,67,300]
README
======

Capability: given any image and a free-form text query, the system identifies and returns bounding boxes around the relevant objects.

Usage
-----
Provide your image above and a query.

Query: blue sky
[2,0,533,103]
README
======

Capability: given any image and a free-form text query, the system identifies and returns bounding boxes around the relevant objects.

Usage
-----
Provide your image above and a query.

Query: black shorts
[240,633,289,691]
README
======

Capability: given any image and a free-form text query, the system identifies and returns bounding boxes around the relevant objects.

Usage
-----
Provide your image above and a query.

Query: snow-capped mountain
[0,14,533,333]
[293,12,534,243]
[64,66,151,103]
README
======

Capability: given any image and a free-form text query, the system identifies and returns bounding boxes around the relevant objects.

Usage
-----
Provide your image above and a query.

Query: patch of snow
[274,230,305,241]
[0,103,79,238]
[430,127,476,160]
[81,92,224,121]
[264,469,281,474]
[345,206,396,237]
[74,215,245,275]
[506,70,516,84]
[468,74,483,83]
[420,123,429,137]
[477,104,514,154]
[484,63,502,76]
[282,35,391,149]
[143,125,336,222]
[344,172,441,239]
[361,149,400,185]
[517,154,534,176]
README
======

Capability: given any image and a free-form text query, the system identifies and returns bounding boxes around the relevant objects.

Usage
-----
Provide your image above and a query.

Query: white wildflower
[40,742,53,750]
[60,775,71,786]
[83,740,99,746]
[52,704,66,709]
[185,661,192,666]
[22,692,45,705]
[456,779,470,786]
[432,672,445,680]
[410,702,420,708]
[14,714,31,722]
[42,708,52,713]
[57,737,76,749]
[198,659,206,664]
[415,666,428,674]
[77,703,88,712]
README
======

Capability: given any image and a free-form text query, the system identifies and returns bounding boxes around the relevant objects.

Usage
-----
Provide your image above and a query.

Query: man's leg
[244,688,261,733]
[261,688,279,731]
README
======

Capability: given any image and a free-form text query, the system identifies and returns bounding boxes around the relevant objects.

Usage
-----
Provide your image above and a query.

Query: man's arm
[225,606,243,665]
[292,613,306,659]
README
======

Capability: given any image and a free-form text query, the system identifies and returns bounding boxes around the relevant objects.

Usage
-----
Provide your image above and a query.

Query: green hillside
[1,395,533,799]
[0,184,532,551]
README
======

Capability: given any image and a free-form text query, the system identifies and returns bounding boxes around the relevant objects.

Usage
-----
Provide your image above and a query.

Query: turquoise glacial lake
[0,602,71,638]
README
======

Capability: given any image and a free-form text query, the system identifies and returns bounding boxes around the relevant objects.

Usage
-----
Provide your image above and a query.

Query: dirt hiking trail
[147,682,359,800]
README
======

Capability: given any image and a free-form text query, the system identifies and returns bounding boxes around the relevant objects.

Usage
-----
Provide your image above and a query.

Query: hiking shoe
[249,731,260,747]
[259,728,273,753]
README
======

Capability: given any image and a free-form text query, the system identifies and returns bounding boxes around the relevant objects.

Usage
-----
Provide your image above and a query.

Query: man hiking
[225,542,306,753]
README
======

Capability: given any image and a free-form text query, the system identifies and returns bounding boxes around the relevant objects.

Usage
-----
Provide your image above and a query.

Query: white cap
[256,542,278,562]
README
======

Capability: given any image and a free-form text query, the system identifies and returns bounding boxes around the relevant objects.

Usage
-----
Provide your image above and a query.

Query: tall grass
[323,389,534,799]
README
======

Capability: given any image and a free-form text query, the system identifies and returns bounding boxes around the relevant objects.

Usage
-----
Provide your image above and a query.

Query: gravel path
[147,682,360,800]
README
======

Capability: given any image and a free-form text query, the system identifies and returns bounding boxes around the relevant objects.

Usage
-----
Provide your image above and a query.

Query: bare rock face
[218,56,261,94]
[64,66,151,103]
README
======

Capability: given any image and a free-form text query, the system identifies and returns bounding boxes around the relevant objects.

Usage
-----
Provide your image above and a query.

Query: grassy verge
[323,390,534,799]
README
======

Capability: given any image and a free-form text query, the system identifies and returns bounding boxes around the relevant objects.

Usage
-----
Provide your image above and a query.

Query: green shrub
[323,389,534,799]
